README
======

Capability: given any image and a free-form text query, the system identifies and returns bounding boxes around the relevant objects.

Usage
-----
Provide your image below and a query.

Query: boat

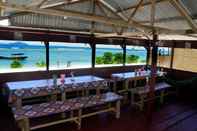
[0,56,28,60]
[11,53,25,56]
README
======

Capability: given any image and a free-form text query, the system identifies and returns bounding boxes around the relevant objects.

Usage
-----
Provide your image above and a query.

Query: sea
[0,42,147,72]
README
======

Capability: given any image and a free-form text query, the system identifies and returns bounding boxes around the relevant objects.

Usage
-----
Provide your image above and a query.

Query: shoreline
[0,63,146,73]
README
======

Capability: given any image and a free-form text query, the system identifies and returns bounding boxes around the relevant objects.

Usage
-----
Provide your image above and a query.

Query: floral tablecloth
[6,75,108,99]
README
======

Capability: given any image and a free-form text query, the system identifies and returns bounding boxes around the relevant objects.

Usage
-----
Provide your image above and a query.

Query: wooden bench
[13,92,122,131]
[130,82,171,110]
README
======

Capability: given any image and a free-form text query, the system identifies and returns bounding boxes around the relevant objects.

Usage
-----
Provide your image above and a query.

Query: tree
[103,52,113,64]
[114,53,123,64]
[96,56,103,64]
[10,60,23,68]
[36,60,46,67]
[127,55,140,63]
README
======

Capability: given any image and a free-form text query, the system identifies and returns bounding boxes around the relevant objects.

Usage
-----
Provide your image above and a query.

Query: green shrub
[36,60,46,67]
[113,53,123,64]
[127,55,140,63]
[140,59,146,63]
[96,56,103,64]
[10,60,23,68]
[103,52,113,64]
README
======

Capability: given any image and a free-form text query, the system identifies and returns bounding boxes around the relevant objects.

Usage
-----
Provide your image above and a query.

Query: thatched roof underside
[0,0,197,40]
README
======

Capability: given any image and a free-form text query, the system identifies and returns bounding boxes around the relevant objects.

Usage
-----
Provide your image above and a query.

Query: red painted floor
[34,99,197,131]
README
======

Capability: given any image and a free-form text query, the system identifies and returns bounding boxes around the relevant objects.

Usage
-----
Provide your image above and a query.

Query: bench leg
[116,100,120,119]
[77,109,82,130]
[130,90,134,105]
[160,90,165,104]
[139,95,144,111]
[18,117,30,131]
[61,92,67,118]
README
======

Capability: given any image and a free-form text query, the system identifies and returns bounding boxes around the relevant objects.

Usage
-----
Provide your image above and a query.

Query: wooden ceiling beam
[117,0,168,13]
[97,0,128,21]
[0,1,190,35]
[120,0,144,34]
[96,1,120,34]
[150,0,156,28]
[40,0,88,9]
[170,0,197,32]
[0,0,5,16]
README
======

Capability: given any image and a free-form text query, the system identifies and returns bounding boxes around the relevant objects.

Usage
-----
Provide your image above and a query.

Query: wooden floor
[33,97,197,131]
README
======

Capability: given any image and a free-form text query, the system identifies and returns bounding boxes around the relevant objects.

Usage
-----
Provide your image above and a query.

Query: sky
[0,19,9,26]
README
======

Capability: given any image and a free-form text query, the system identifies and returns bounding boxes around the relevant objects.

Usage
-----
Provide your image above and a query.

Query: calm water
[0,47,146,70]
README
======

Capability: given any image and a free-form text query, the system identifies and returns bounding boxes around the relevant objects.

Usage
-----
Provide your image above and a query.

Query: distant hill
[0,42,43,49]
[0,41,145,51]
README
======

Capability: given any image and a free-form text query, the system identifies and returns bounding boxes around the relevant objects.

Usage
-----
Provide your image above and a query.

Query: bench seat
[131,82,171,110]
[13,92,122,131]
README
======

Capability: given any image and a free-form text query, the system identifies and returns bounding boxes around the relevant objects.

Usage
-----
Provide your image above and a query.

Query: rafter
[97,0,128,21]
[40,0,88,9]
[117,0,168,13]
[120,0,144,34]
[0,1,191,35]
[0,0,5,16]
[170,0,197,32]
[96,1,120,34]
[37,0,48,8]
[150,0,156,28]
[90,0,96,34]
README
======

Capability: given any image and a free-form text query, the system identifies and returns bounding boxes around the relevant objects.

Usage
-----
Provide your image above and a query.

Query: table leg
[61,92,67,118]
[77,109,82,130]
[96,88,100,96]
[113,81,117,92]
[134,80,137,88]
[116,100,121,119]
[86,89,89,96]
[61,92,66,101]
[125,80,129,91]
[16,98,22,110]
[139,95,144,111]
[130,90,134,105]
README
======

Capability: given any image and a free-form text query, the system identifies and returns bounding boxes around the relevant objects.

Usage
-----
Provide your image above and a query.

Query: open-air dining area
[1,0,197,131]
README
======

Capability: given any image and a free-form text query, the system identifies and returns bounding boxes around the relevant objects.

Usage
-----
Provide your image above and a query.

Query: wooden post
[170,42,175,69]
[147,32,158,119]
[44,41,49,71]
[122,39,126,66]
[90,35,96,68]
[145,42,151,69]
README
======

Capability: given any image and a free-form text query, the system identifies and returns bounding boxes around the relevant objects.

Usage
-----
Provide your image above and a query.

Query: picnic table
[6,75,108,109]
[111,71,166,92]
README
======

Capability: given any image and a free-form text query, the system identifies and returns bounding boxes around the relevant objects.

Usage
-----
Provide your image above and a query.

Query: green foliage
[10,60,23,68]
[103,52,113,64]
[113,53,123,64]
[127,55,140,63]
[36,60,46,67]
[96,56,103,64]
[140,59,146,63]
[95,52,142,65]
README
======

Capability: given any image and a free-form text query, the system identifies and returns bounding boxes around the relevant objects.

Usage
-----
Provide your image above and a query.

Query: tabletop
[111,71,165,80]
[6,75,108,98]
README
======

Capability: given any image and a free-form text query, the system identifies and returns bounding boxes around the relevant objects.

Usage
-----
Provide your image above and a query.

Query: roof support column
[121,39,126,66]
[90,35,96,68]
[147,32,158,120]
[44,41,49,71]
